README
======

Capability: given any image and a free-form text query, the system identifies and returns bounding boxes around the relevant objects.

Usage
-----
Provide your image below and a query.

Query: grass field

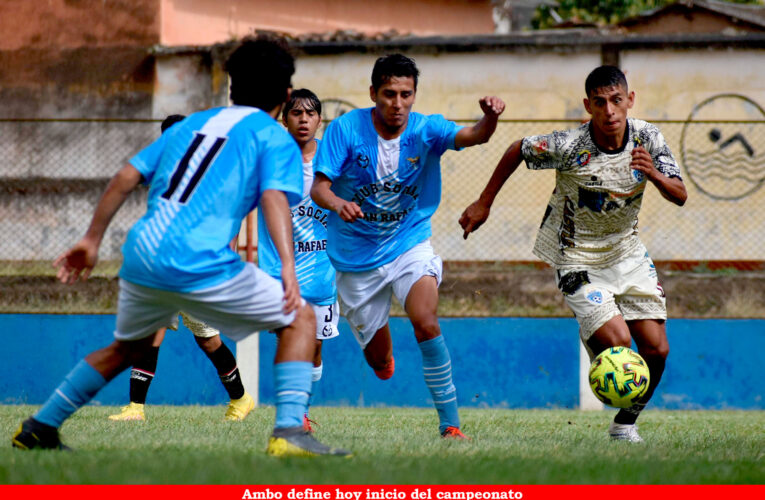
[1,405,763,484]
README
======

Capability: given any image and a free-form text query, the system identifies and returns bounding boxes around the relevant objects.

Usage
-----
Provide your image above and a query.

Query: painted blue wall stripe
[1,315,763,409]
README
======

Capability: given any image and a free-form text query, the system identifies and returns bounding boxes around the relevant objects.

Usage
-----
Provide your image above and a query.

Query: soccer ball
[589,347,650,408]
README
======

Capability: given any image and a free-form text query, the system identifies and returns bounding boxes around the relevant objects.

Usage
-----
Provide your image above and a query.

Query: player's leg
[13,334,159,450]
[393,241,465,439]
[180,264,349,456]
[363,324,394,379]
[183,312,253,422]
[109,327,166,422]
[404,275,466,439]
[13,279,177,450]
[336,268,395,378]
[615,319,669,424]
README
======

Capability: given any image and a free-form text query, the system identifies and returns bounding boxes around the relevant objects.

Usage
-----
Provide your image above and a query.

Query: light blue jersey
[122,106,303,292]
[258,141,337,305]
[314,108,462,272]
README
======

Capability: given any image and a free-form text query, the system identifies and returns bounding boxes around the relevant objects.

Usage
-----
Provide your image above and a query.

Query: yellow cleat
[224,392,255,422]
[108,402,145,421]
[266,426,351,457]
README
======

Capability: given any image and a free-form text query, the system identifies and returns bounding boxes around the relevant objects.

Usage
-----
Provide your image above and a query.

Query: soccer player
[460,65,687,442]
[257,89,338,432]
[12,36,350,457]
[109,115,254,423]
[311,54,505,439]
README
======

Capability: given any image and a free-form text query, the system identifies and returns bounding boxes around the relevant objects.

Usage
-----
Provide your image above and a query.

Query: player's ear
[369,85,377,103]
[627,91,635,109]
[583,97,592,115]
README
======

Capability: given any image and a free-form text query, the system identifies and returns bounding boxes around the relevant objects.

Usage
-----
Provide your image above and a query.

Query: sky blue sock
[419,335,460,434]
[34,360,107,428]
[274,361,312,429]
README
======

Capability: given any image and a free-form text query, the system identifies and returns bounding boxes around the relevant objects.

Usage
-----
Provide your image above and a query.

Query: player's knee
[412,316,440,342]
[294,303,316,337]
[642,339,670,361]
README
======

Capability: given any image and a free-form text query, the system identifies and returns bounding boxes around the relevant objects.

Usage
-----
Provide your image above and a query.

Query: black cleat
[12,417,71,451]
[266,426,351,457]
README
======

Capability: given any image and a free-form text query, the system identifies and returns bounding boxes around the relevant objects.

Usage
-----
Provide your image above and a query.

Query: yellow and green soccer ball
[589,347,650,408]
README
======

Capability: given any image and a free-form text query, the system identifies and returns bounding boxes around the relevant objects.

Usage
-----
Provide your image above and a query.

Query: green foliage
[2,405,763,484]
[533,0,764,30]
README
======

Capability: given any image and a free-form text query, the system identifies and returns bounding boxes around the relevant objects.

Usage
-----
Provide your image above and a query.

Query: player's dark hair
[585,65,628,97]
[225,35,295,111]
[160,114,186,133]
[282,88,322,120]
[371,54,419,91]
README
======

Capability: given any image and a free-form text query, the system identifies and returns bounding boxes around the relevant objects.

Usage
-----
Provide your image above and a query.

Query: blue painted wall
[2,314,763,409]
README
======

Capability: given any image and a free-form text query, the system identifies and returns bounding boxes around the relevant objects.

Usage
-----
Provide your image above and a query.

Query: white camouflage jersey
[521,118,681,268]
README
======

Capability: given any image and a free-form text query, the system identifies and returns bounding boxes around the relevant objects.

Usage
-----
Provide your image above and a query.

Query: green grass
[1,405,763,484]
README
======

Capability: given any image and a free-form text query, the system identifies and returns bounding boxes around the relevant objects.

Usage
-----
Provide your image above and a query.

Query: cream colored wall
[293,52,599,119]
[292,48,765,261]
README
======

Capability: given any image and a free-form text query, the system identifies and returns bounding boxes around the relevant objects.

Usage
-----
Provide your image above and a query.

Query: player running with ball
[461,65,686,442]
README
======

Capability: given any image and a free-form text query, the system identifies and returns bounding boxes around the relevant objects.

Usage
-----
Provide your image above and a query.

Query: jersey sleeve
[520,130,567,170]
[314,118,350,181]
[426,114,463,155]
[128,133,169,184]
[259,129,304,206]
[639,124,682,180]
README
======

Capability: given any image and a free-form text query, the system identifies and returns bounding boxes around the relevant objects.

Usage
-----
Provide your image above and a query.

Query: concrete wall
[3,314,763,410]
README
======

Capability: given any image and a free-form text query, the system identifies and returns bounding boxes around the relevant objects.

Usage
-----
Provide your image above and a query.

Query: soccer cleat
[12,417,71,451]
[373,356,395,380]
[441,426,471,440]
[266,426,351,457]
[303,414,317,433]
[224,392,255,422]
[608,422,644,443]
[108,402,145,421]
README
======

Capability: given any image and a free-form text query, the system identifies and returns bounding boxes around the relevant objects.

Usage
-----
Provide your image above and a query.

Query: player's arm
[459,139,524,239]
[454,96,506,149]
[54,164,143,284]
[631,146,687,206]
[311,172,364,223]
[260,189,301,314]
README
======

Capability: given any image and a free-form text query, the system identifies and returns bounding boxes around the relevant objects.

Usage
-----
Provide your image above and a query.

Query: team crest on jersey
[406,156,420,169]
[534,140,548,154]
[632,169,645,182]
[321,325,334,337]
[584,286,604,305]
[576,150,591,166]
[356,153,370,168]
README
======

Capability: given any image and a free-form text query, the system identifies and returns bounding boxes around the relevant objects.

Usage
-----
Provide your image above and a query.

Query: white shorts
[115,263,296,342]
[556,243,667,342]
[311,302,340,340]
[166,312,220,339]
[337,240,442,348]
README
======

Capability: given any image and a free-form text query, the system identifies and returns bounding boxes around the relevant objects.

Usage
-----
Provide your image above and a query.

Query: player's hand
[630,146,658,181]
[53,237,99,284]
[459,200,491,240]
[336,200,364,223]
[479,96,505,118]
[280,268,302,315]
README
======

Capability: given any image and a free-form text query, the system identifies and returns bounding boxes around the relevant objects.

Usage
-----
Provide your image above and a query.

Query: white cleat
[608,422,644,443]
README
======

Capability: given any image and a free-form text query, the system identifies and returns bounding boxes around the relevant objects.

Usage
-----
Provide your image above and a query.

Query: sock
[204,343,245,400]
[274,361,312,429]
[419,336,460,434]
[34,360,107,428]
[129,346,159,404]
[308,363,323,409]
[614,354,665,425]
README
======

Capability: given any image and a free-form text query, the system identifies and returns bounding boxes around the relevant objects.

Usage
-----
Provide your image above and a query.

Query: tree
[532,0,764,29]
